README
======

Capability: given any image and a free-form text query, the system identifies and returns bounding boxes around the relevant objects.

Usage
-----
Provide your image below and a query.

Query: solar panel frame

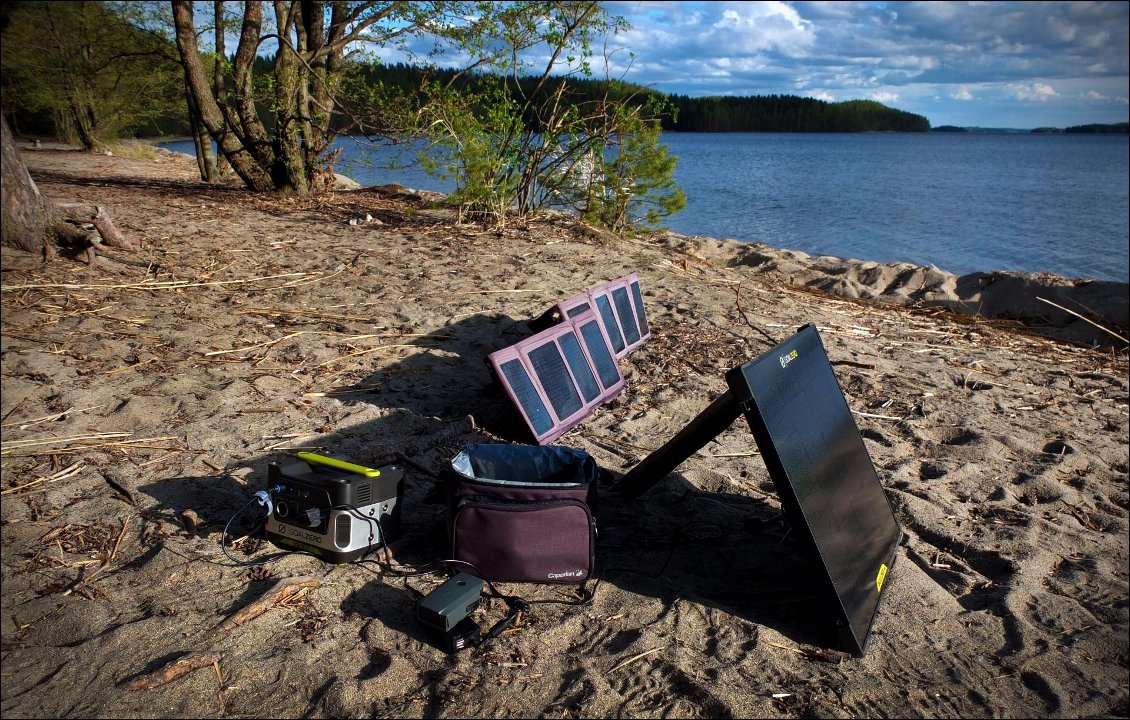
[489,309,625,444]
[557,272,651,359]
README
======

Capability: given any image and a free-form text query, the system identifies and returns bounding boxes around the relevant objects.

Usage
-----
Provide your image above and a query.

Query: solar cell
[579,319,621,390]
[529,342,583,419]
[611,286,640,345]
[498,359,554,437]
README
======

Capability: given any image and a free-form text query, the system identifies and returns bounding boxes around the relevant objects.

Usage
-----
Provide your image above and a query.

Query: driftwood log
[121,652,223,691]
[56,203,137,262]
[215,576,321,632]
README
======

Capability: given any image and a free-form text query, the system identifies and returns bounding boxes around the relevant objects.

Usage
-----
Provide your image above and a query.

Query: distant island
[932,122,1128,134]
[350,63,1130,136]
[658,95,930,133]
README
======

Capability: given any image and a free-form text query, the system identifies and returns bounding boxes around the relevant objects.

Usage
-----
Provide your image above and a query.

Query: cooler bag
[446,443,598,584]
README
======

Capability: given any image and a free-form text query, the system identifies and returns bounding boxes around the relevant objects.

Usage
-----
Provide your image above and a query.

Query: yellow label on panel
[876,563,889,593]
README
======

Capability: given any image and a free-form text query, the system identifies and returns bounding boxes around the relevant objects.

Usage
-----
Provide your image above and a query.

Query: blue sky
[596,1,1129,128]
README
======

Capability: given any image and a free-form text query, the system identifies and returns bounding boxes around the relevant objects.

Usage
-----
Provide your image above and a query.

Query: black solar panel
[612,324,900,657]
[725,324,901,657]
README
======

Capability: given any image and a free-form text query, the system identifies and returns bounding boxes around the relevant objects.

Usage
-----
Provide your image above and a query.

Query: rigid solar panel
[724,324,902,656]
[489,309,625,444]
[557,273,651,359]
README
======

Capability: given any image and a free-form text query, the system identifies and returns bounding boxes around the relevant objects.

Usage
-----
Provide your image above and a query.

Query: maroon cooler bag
[446,443,598,584]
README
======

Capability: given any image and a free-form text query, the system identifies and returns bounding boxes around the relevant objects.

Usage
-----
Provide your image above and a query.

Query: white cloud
[871,91,901,103]
[1006,82,1059,101]
[950,87,974,101]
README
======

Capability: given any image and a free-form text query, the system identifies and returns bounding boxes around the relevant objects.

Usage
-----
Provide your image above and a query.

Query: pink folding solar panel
[555,272,651,360]
[488,309,625,445]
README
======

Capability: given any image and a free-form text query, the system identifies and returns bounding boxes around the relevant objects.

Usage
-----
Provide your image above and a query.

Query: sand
[1,142,1127,719]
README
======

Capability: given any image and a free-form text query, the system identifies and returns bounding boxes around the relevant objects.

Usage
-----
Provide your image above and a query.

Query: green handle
[296,452,381,477]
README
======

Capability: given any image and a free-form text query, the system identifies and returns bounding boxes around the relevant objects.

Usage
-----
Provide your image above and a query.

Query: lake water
[161,132,1129,282]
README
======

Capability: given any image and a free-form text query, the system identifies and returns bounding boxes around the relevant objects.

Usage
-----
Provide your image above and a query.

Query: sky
[597,1,1129,128]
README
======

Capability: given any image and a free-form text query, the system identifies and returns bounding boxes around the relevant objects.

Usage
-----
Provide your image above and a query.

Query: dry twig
[215,576,321,631]
[121,652,222,691]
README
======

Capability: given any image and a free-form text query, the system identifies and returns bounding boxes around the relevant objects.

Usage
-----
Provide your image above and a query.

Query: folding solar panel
[488,309,625,444]
[614,324,902,656]
[555,273,651,359]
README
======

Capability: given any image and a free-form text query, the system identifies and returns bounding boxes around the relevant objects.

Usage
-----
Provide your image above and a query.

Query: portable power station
[264,452,405,563]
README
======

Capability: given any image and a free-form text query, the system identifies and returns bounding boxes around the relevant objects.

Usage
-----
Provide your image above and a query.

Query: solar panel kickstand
[527,305,564,334]
[612,389,742,497]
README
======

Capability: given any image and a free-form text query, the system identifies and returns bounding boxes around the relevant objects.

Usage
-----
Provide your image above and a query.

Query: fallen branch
[121,651,222,691]
[215,576,321,631]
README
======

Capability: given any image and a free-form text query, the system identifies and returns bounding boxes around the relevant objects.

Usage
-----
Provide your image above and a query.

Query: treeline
[359,63,932,133]
[1065,122,1129,134]
[1034,123,1129,134]
[936,123,1128,134]
[660,95,930,132]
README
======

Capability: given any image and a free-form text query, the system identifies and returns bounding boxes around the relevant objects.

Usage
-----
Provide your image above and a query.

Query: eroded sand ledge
[653,232,1128,347]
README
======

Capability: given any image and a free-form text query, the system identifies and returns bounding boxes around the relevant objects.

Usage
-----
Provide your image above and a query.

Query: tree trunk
[212,0,232,179]
[1,115,63,256]
[186,88,220,182]
[172,0,274,191]
[2,115,133,260]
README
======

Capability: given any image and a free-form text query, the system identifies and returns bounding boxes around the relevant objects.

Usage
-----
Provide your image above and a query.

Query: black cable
[220,496,282,567]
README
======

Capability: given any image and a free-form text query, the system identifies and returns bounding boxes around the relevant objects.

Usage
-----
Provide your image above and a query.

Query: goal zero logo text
[779,349,799,369]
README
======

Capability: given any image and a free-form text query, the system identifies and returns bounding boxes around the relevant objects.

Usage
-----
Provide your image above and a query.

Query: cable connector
[485,597,529,640]
[253,490,273,515]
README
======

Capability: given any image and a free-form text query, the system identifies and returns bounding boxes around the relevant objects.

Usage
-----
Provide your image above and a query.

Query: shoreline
[11,137,1129,347]
[145,134,1130,287]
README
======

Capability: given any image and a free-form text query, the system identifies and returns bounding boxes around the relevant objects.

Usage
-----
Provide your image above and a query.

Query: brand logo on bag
[547,569,584,580]
[779,349,799,369]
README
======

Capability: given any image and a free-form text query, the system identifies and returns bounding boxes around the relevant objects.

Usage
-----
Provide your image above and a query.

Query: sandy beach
[1,142,1127,718]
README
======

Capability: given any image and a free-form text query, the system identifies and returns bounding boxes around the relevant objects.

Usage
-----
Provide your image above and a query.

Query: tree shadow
[137,310,536,562]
